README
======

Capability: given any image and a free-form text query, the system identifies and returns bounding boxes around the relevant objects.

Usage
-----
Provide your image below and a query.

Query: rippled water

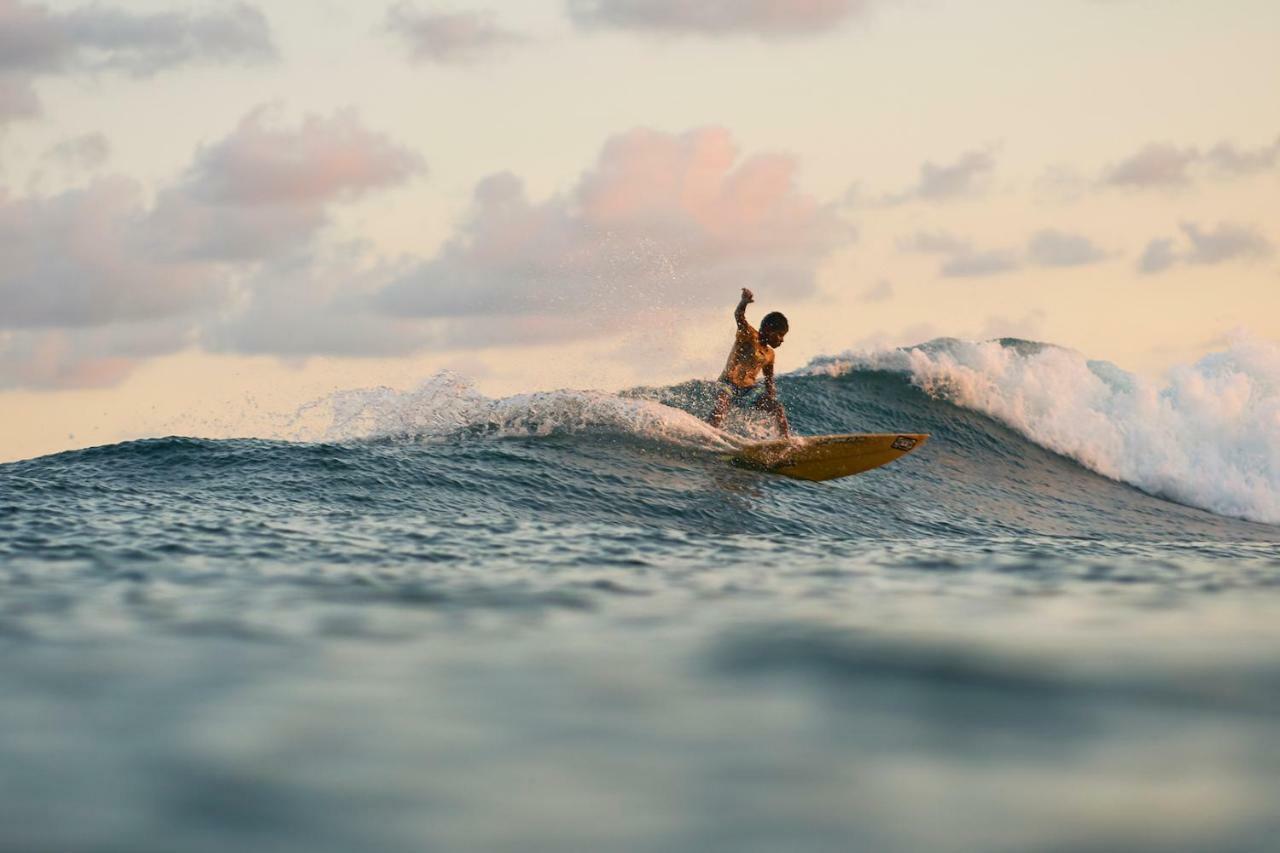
[3,342,1279,852]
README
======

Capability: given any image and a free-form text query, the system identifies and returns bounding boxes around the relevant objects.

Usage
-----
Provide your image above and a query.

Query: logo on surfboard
[891,436,918,451]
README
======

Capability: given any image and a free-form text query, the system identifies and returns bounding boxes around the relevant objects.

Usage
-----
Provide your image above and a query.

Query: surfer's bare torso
[720,324,775,390]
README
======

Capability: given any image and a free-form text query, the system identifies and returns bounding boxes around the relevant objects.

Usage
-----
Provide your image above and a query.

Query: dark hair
[760,312,789,334]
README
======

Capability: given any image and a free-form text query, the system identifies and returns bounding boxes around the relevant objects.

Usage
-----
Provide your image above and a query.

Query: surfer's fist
[740,288,754,304]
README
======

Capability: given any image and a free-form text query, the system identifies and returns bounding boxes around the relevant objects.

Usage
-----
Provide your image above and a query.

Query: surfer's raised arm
[735,288,754,330]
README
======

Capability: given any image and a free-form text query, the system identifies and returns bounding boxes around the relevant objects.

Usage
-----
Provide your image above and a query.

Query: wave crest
[800,337,1280,525]
[291,372,737,450]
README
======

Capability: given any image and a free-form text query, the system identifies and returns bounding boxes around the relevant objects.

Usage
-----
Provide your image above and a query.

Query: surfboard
[727,433,929,481]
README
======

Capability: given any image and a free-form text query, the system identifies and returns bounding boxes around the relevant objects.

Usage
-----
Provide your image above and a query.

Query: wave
[287,371,740,450]
[16,337,1276,535]
[799,336,1280,526]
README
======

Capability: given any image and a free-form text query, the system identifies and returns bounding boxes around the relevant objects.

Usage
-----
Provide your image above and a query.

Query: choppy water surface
[3,339,1279,853]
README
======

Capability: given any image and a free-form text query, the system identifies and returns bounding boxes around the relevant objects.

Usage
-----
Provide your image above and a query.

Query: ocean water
[2,338,1279,853]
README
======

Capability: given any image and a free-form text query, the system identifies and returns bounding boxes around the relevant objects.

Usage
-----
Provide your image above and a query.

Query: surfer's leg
[707,386,732,428]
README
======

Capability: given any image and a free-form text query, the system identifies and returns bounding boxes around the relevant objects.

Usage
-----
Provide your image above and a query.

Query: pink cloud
[0,321,192,390]
[153,107,424,261]
[181,106,425,206]
[1,108,423,387]
[378,126,848,345]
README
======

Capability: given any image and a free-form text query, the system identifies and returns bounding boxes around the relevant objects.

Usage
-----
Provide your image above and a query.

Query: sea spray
[290,370,738,450]
[800,337,1280,525]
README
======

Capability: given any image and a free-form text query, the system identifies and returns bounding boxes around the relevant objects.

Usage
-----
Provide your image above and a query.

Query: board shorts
[720,378,766,406]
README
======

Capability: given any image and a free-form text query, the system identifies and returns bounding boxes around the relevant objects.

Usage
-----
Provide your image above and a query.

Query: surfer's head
[760,312,788,347]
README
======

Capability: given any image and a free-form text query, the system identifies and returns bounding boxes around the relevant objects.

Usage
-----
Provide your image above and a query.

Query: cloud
[1180,221,1273,265]
[6,122,841,386]
[566,0,880,37]
[152,106,424,261]
[378,126,847,345]
[42,131,110,170]
[911,148,997,201]
[0,321,193,390]
[0,73,39,124]
[1206,136,1280,176]
[1138,238,1177,274]
[1137,221,1273,274]
[0,0,275,75]
[385,3,523,63]
[202,247,429,359]
[859,279,893,302]
[1103,142,1199,188]
[0,178,227,329]
[1027,229,1109,267]
[876,147,997,205]
[0,108,423,387]
[898,229,1018,277]
[900,227,1110,277]
[1102,134,1280,189]
[940,248,1020,278]
[0,0,275,124]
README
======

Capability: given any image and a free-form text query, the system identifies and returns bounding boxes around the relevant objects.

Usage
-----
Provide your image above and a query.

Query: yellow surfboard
[727,433,929,481]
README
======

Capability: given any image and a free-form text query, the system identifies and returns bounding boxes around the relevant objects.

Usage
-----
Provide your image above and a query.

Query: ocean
[2,337,1278,853]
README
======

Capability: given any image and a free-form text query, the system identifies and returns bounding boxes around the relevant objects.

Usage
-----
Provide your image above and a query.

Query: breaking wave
[799,336,1280,525]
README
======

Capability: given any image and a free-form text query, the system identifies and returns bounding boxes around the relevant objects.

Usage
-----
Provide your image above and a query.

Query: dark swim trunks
[720,378,764,405]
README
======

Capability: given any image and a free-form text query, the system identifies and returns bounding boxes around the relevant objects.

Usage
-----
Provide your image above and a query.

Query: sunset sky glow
[2,0,1278,461]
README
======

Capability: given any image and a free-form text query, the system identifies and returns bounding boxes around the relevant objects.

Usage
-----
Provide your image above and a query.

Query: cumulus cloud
[1138,238,1177,274]
[0,108,423,387]
[1027,229,1109,267]
[6,122,840,386]
[1180,221,1273,265]
[0,73,39,124]
[1137,221,1273,274]
[1206,136,1280,176]
[877,147,998,205]
[911,148,997,201]
[898,229,1018,277]
[566,0,879,37]
[1103,142,1199,188]
[1102,134,1280,189]
[0,321,193,390]
[385,3,522,63]
[42,132,110,170]
[203,247,429,359]
[900,227,1110,277]
[0,0,275,124]
[378,126,847,345]
[0,178,226,329]
[0,0,275,75]
[153,106,424,261]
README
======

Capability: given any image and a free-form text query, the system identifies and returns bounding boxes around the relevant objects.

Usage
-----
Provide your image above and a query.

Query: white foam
[290,371,738,451]
[800,337,1280,526]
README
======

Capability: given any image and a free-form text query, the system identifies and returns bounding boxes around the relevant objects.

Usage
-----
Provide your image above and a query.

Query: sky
[1,0,1278,462]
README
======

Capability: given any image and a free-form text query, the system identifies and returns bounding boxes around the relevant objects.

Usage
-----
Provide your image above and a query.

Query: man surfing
[706,288,791,438]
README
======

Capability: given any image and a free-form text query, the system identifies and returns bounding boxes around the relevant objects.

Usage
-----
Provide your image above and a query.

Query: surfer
[707,288,791,437]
